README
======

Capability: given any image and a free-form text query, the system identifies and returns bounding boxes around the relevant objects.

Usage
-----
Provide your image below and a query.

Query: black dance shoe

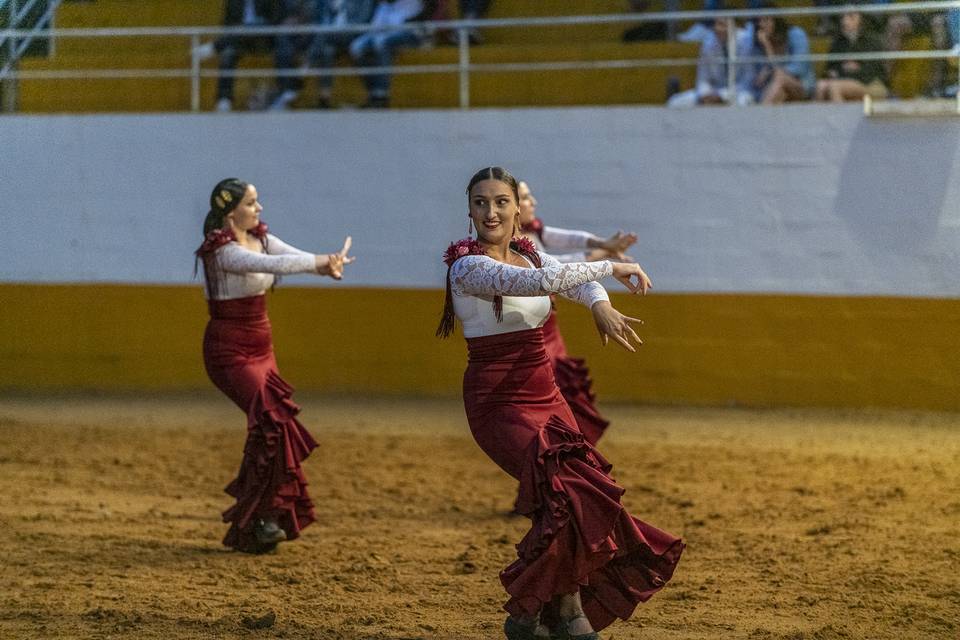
[504,617,539,640]
[253,518,287,546]
[243,541,279,555]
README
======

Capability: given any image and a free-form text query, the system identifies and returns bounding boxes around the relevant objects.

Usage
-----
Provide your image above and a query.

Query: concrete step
[55,0,220,27]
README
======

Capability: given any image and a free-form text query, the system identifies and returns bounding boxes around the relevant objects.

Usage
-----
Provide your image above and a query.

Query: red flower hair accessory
[442,237,486,267]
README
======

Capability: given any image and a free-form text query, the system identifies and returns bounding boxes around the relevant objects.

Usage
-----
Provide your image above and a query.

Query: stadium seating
[15,0,938,112]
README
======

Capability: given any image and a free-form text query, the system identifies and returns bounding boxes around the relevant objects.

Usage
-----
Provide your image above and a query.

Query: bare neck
[226,221,249,245]
[479,238,513,263]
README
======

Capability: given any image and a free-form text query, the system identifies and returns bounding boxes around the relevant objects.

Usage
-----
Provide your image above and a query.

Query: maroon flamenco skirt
[541,309,609,445]
[203,295,317,552]
[463,328,683,631]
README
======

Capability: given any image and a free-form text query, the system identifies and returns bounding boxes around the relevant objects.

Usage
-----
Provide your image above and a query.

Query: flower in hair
[443,237,486,267]
[511,236,537,255]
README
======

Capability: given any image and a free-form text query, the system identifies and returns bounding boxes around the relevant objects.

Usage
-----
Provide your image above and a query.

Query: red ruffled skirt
[203,295,317,552]
[541,310,609,445]
[463,328,683,631]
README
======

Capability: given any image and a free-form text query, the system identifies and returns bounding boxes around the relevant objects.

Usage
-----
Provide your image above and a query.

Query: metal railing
[0,0,61,109]
[0,1,958,112]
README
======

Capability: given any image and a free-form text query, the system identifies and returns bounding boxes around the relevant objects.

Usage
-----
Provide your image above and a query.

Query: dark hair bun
[203,178,249,236]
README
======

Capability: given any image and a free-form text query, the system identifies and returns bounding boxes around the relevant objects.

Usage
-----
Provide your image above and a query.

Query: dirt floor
[0,394,958,640]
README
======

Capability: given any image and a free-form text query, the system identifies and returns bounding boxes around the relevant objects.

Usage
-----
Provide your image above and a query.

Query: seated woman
[746,9,815,105]
[815,10,888,103]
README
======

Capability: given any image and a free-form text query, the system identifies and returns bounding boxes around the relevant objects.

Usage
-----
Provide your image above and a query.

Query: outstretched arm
[539,226,601,251]
[541,225,638,262]
[538,251,609,308]
[219,236,354,278]
[265,233,314,257]
[450,252,650,299]
[449,254,613,298]
[218,242,318,275]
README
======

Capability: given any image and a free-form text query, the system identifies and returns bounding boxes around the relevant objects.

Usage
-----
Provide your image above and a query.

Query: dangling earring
[467,216,474,236]
[513,215,520,239]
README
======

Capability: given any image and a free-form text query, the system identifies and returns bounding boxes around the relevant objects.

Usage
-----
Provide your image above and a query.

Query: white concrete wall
[3,104,959,296]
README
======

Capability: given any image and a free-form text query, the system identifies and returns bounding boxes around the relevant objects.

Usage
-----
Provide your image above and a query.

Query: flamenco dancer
[517,180,639,445]
[438,167,683,640]
[195,178,354,554]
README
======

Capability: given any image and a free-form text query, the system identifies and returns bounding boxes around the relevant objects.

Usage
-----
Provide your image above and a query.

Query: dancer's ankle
[564,612,594,636]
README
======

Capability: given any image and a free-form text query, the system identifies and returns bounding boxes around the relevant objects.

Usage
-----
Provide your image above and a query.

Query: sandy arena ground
[0,395,958,640]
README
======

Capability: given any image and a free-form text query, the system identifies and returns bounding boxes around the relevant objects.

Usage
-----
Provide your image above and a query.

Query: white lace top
[450,251,612,338]
[528,225,600,263]
[206,234,317,300]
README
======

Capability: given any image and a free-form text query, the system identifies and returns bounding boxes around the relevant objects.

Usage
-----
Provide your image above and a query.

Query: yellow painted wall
[1,284,958,411]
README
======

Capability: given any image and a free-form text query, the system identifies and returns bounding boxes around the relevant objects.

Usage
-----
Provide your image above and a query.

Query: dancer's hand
[318,236,355,279]
[587,248,636,263]
[591,301,644,352]
[594,230,638,260]
[611,262,652,294]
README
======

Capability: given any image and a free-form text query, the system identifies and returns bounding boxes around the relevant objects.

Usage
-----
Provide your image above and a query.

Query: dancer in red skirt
[516,180,640,445]
[438,167,683,640]
[196,178,354,554]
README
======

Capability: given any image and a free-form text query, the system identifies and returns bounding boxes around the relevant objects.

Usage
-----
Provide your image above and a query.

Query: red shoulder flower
[511,236,537,255]
[520,217,544,236]
[443,237,486,267]
[250,221,269,238]
[195,228,236,258]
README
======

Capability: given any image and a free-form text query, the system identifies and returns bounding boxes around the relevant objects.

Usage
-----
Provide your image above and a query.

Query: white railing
[1,0,63,111]
[0,0,62,75]
[0,1,958,112]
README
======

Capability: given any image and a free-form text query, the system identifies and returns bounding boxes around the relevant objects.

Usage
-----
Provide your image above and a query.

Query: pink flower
[456,245,469,257]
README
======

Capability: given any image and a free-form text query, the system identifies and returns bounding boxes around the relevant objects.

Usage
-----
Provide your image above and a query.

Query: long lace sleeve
[265,233,313,257]
[540,225,599,251]
[217,242,317,275]
[538,251,610,308]
[449,253,612,300]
